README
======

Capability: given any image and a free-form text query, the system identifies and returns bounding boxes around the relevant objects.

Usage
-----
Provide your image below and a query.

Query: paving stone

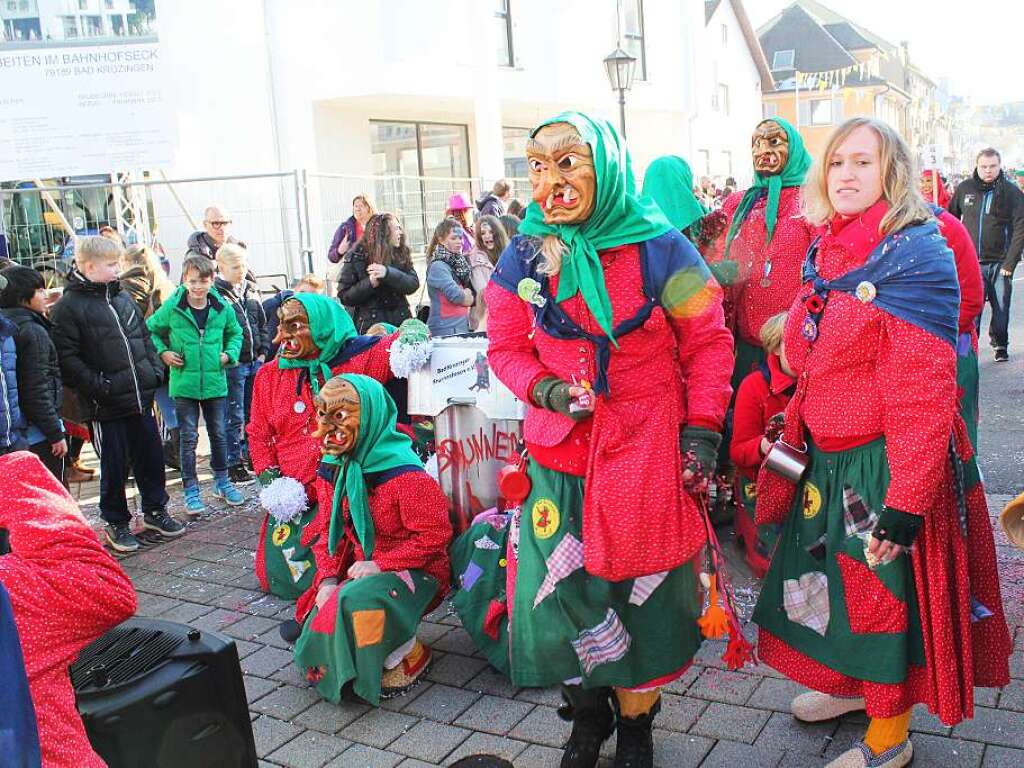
[134,592,179,616]
[378,681,433,713]
[753,711,838,755]
[417,622,452,645]
[244,674,280,703]
[911,704,952,736]
[250,684,322,721]
[657,692,706,733]
[686,667,760,705]
[403,683,480,724]
[425,653,489,687]
[983,745,1024,767]
[397,761,440,768]
[453,694,533,735]
[272,663,309,687]
[690,702,770,744]
[295,700,371,734]
[997,679,1024,711]
[1011,650,1023,679]
[507,705,572,749]
[823,721,872,760]
[906,733,984,768]
[662,664,701,695]
[745,676,808,712]
[252,715,304,758]
[326,744,403,768]
[388,719,471,763]
[242,645,296,677]
[233,638,262,659]
[976,687,1001,707]
[514,686,564,708]
[340,709,419,749]
[187,542,236,562]
[444,731,529,764]
[257,624,295,650]
[954,706,1024,749]
[465,667,519,698]
[157,600,215,624]
[698,738,783,767]
[649,729,715,768]
[190,607,247,632]
[224,614,282,641]
[514,743,564,768]
[432,628,480,657]
[267,731,351,768]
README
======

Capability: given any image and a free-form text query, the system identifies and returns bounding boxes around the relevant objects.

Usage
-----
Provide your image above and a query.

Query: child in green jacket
[147,255,246,514]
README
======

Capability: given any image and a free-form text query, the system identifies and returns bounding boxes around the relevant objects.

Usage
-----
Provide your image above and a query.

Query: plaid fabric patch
[571,608,632,676]
[628,571,669,606]
[804,534,827,561]
[842,486,878,538]
[782,571,830,636]
[474,534,501,550]
[533,533,584,608]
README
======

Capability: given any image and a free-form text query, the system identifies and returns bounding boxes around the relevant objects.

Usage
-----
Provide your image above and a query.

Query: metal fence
[0,172,531,287]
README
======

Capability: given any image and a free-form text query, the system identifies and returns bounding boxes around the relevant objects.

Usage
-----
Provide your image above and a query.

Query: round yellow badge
[744,482,758,500]
[801,482,822,520]
[531,498,560,540]
[272,523,292,547]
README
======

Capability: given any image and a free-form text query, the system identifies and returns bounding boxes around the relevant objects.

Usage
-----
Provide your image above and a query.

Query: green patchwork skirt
[293,570,437,706]
[957,341,981,489]
[451,462,702,689]
[258,505,318,601]
[752,438,926,683]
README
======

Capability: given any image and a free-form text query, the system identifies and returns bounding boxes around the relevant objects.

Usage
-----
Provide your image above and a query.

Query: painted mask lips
[545,187,580,211]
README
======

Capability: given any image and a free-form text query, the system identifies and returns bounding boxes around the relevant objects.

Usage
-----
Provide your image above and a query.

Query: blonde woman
[752,118,1011,768]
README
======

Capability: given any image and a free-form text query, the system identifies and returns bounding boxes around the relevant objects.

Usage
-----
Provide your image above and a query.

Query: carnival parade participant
[292,374,451,704]
[752,118,1011,768]
[720,118,815,390]
[729,312,794,577]
[452,111,733,768]
[247,293,398,601]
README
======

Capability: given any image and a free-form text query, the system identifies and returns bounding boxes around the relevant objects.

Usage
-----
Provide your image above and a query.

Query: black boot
[557,684,614,768]
[612,697,660,768]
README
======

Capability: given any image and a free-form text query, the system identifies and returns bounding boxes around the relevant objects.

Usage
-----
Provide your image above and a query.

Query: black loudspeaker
[71,617,258,768]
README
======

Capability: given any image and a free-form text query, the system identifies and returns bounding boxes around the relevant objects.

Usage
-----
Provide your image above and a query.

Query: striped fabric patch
[571,608,632,676]
[628,571,669,606]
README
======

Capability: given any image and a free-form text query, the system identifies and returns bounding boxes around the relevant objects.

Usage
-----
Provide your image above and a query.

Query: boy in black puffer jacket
[0,266,66,483]
[50,236,185,553]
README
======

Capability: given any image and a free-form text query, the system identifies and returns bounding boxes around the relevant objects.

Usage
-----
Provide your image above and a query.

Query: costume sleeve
[357,333,396,384]
[484,281,553,403]
[307,481,347,589]
[939,213,984,332]
[661,237,734,430]
[877,315,957,515]
[427,261,469,304]
[0,454,136,657]
[729,371,769,470]
[372,474,453,574]
[246,363,279,475]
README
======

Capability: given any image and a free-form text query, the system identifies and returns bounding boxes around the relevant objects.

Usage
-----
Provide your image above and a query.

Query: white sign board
[0,1,174,181]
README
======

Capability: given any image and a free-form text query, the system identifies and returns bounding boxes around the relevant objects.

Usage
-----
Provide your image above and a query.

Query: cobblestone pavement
[73,452,1024,768]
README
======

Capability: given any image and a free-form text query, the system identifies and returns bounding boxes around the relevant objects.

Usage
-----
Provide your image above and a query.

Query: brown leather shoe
[67,462,95,484]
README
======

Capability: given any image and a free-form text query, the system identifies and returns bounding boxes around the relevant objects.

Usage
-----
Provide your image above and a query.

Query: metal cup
[763,439,809,483]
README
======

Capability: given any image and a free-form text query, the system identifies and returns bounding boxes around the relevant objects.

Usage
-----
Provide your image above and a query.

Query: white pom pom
[424,453,439,481]
[389,336,434,379]
[258,476,309,524]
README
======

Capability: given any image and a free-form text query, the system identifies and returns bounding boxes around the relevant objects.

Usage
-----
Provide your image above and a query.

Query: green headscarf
[724,117,811,258]
[323,374,423,558]
[518,111,673,342]
[642,155,708,234]
[275,293,357,397]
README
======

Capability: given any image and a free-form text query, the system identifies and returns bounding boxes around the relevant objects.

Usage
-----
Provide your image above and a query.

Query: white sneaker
[791,690,866,722]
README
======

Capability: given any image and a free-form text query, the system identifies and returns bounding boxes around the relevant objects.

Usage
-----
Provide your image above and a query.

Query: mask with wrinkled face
[752,120,789,176]
[312,377,361,456]
[526,122,597,225]
[274,299,319,360]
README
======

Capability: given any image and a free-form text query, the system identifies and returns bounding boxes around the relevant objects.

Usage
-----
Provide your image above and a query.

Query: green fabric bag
[260,505,318,601]
[518,111,673,341]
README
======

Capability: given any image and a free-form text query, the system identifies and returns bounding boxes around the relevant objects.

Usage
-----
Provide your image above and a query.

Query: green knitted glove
[872,507,922,547]
[708,260,739,287]
[680,426,722,478]
[257,466,282,488]
[531,377,590,421]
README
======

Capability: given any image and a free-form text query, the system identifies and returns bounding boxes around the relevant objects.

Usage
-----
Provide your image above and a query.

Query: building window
[772,49,795,71]
[717,84,729,116]
[62,16,79,37]
[763,102,779,119]
[5,1,16,11]
[369,120,471,250]
[698,149,711,177]
[495,0,514,67]
[810,99,833,125]
[17,0,28,10]
[105,0,114,7]
[502,126,531,179]
[721,23,728,45]
[622,0,647,81]
[78,0,88,9]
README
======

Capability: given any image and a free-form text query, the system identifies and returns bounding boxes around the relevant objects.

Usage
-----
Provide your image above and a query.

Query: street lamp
[604,47,637,138]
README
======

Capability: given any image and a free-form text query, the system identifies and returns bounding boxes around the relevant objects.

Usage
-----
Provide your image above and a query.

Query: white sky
[748,0,1024,105]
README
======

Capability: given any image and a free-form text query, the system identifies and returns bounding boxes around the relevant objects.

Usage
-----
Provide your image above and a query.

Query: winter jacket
[475,193,505,218]
[337,244,418,333]
[262,289,294,359]
[948,171,1024,271]
[0,314,26,450]
[50,270,164,421]
[729,355,795,481]
[468,249,495,331]
[2,307,63,445]
[0,452,137,768]
[214,277,270,362]
[426,259,471,337]
[147,286,243,400]
[327,216,361,264]
[185,231,246,260]
[118,265,154,318]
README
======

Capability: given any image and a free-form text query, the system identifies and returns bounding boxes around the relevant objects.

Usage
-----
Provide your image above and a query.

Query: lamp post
[604,47,637,138]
